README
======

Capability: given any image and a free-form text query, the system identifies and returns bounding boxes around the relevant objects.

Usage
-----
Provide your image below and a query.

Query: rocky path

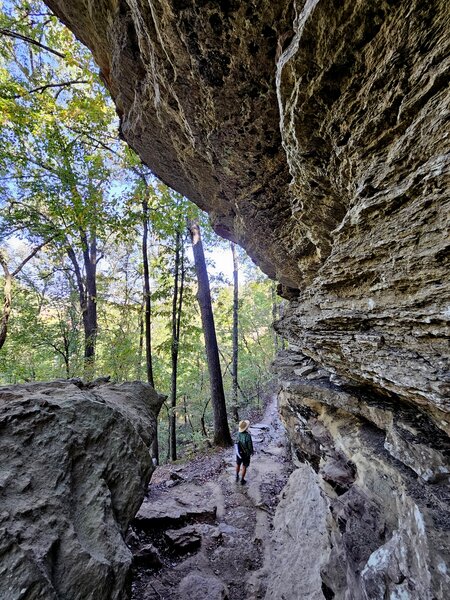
[128,396,292,600]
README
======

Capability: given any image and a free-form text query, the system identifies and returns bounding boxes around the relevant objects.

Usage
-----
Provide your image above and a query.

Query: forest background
[0,1,282,461]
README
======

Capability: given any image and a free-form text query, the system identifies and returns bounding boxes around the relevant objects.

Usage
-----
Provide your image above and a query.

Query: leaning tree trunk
[231,242,239,422]
[188,220,232,447]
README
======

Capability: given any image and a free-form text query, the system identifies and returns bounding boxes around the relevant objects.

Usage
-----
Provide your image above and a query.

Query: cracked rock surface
[0,380,163,600]
[274,350,450,599]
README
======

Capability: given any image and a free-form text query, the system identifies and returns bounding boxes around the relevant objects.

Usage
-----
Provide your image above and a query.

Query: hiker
[235,420,254,485]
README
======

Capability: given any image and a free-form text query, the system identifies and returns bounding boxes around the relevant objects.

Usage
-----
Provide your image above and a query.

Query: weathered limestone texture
[39,0,449,597]
[272,350,450,599]
[0,380,163,600]
[43,0,449,416]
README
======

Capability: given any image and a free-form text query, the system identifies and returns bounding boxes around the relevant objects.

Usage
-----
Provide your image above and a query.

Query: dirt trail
[129,396,292,600]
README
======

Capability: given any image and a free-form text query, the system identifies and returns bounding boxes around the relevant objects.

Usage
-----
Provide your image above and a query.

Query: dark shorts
[236,454,250,468]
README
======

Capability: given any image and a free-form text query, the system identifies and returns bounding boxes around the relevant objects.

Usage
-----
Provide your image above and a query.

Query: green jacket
[237,431,254,456]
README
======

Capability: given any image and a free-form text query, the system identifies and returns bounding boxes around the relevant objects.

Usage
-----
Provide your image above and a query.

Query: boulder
[178,572,228,600]
[134,483,217,531]
[132,543,162,569]
[165,525,202,555]
[0,380,163,600]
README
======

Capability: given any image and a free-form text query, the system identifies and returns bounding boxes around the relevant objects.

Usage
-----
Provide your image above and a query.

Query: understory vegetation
[0,0,282,460]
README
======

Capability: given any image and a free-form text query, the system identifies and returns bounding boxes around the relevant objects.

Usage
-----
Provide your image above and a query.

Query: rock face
[43,0,449,416]
[0,380,163,600]
[39,1,449,598]
[271,351,450,599]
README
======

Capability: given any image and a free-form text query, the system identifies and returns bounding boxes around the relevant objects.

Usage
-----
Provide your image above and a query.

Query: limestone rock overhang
[42,0,450,419]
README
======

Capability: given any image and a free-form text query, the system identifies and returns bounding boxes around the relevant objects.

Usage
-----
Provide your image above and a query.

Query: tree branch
[9,79,89,99]
[11,237,54,277]
[0,28,66,59]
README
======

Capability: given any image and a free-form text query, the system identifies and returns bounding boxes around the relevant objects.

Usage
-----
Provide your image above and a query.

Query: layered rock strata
[0,380,163,600]
[43,0,450,419]
[270,350,449,599]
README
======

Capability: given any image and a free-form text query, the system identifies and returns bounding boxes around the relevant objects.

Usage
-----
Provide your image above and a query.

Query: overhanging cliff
[44,0,449,419]
[40,1,450,597]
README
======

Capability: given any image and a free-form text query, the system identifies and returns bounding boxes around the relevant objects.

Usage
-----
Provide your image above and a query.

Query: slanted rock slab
[134,483,217,531]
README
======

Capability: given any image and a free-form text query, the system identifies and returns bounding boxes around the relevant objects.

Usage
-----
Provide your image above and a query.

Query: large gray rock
[0,380,163,600]
[271,364,450,600]
[178,572,228,600]
[134,482,217,530]
[265,465,330,600]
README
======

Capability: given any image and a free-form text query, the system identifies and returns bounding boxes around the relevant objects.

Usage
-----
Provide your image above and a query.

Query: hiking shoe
[241,478,247,485]
[235,474,239,482]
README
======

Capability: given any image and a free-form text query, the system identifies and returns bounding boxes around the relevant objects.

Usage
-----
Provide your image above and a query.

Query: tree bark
[137,299,144,379]
[169,231,185,461]
[169,231,180,461]
[83,234,97,377]
[142,199,158,463]
[231,242,239,422]
[142,199,155,387]
[0,252,12,351]
[66,231,97,381]
[188,220,232,447]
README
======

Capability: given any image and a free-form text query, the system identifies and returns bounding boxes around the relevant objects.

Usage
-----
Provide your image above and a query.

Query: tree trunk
[231,243,239,422]
[67,233,97,382]
[0,251,12,351]
[83,238,97,378]
[142,199,155,387]
[142,199,158,463]
[169,231,180,461]
[188,220,232,447]
[169,231,185,461]
[137,299,144,379]
[271,281,280,352]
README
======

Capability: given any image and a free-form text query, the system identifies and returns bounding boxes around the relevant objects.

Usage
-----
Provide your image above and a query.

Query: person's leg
[236,457,241,481]
[241,457,250,484]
